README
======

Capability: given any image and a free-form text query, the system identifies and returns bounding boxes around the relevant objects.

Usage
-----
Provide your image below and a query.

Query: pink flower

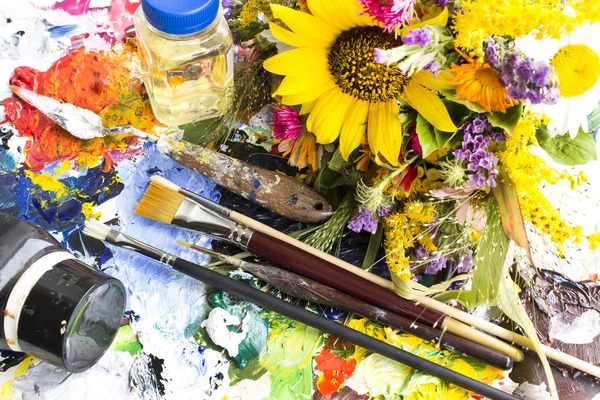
[272,105,303,141]
[430,184,487,230]
[359,0,415,34]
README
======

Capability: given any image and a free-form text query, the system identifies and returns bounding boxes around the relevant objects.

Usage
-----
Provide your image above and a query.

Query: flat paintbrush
[81,220,517,400]
[178,240,513,371]
[135,181,524,362]
[148,177,600,379]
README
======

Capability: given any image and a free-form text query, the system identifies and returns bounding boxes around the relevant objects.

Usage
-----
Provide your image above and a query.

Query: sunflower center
[328,26,407,103]
[551,44,600,98]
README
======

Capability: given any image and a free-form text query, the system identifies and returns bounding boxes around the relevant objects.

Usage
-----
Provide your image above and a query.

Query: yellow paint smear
[53,160,72,176]
[25,171,70,200]
[82,203,101,219]
[0,357,35,399]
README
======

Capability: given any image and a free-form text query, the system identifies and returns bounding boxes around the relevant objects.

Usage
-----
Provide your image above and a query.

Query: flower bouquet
[224,0,600,397]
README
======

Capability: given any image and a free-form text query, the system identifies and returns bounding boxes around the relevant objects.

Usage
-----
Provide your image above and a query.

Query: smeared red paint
[108,0,140,42]
[314,348,357,396]
[3,48,152,171]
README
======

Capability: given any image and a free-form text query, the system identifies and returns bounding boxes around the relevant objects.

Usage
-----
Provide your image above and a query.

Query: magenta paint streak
[52,0,93,15]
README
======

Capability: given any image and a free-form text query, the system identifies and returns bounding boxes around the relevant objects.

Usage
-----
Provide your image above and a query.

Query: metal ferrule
[106,230,177,266]
[172,198,253,249]
[179,187,232,219]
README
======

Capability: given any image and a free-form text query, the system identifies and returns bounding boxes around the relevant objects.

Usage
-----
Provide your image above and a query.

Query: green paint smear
[259,312,323,400]
[111,325,142,356]
[204,274,268,369]
[356,353,412,399]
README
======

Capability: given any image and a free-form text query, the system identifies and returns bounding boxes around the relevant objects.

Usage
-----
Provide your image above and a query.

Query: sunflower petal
[404,81,457,132]
[413,70,458,91]
[271,4,339,47]
[340,100,369,160]
[275,71,333,96]
[368,100,401,166]
[269,23,315,48]
[300,101,317,115]
[281,81,337,105]
[307,0,356,31]
[264,48,330,76]
[313,92,354,144]
[306,89,340,132]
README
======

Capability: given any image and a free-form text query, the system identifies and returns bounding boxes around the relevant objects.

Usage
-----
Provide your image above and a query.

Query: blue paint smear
[248,190,256,202]
[48,25,80,38]
[252,178,260,189]
[100,143,219,335]
[315,304,348,322]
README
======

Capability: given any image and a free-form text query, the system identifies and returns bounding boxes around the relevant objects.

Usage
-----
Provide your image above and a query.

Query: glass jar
[134,0,234,126]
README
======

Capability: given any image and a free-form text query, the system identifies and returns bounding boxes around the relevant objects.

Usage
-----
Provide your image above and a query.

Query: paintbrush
[135,181,524,362]
[177,240,514,371]
[9,85,333,224]
[81,220,517,400]
[148,178,600,379]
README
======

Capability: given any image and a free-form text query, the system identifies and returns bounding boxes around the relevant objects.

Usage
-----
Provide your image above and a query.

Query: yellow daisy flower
[263,1,457,165]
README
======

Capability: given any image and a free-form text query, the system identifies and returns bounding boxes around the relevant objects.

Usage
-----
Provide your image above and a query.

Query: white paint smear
[201,307,250,358]
[513,382,552,400]
[549,309,600,344]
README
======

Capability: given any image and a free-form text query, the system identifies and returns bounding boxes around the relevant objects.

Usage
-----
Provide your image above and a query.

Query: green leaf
[537,127,597,166]
[362,224,383,270]
[314,167,340,197]
[492,165,531,258]
[469,198,510,305]
[487,103,522,134]
[497,269,558,399]
[328,149,346,172]
[416,114,461,157]
[182,116,223,146]
[416,114,437,157]
[441,90,488,113]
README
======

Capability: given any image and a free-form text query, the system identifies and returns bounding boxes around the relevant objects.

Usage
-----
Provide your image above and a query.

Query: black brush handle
[247,231,444,326]
[171,256,517,400]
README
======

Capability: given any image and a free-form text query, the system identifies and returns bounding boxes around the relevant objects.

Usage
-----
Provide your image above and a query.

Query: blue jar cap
[141,0,220,35]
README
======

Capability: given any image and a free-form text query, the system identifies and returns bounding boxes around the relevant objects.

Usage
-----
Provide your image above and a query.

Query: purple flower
[378,206,392,217]
[425,256,447,275]
[222,0,232,7]
[424,60,441,77]
[415,246,429,260]
[532,62,550,87]
[456,250,473,273]
[516,59,533,83]
[469,172,487,187]
[484,37,500,69]
[499,51,558,105]
[453,116,504,188]
[348,207,378,234]
[403,28,432,47]
[434,0,451,6]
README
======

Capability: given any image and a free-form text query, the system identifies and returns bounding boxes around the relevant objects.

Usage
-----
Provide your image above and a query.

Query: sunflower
[516,22,600,138]
[263,1,457,165]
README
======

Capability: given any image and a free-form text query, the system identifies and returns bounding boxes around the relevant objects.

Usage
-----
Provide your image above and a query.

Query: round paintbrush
[178,240,513,371]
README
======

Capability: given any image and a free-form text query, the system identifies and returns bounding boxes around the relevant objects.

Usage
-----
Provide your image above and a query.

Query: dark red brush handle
[247,231,444,326]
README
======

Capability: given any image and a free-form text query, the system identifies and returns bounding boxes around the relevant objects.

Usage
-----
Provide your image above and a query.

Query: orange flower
[278,131,320,171]
[451,55,518,113]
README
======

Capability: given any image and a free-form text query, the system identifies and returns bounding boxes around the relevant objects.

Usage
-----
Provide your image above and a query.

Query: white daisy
[516,22,600,138]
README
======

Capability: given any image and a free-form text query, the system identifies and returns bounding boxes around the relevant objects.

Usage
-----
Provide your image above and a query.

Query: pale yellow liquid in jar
[135,10,234,127]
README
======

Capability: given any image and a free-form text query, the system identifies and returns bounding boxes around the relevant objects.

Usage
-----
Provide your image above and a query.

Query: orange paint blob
[314,348,357,396]
[3,48,158,171]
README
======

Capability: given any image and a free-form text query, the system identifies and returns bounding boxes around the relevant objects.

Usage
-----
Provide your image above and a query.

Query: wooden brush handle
[161,138,333,223]
[247,230,444,326]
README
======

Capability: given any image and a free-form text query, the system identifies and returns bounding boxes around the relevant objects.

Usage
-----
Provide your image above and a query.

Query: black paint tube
[0,212,126,373]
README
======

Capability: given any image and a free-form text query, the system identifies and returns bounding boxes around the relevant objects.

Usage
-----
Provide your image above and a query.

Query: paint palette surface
[4,1,598,399]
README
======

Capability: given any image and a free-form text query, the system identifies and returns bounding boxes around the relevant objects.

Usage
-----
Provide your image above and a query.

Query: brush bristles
[135,182,186,224]
[177,239,192,248]
[150,175,181,192]
[82,219,112,241]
